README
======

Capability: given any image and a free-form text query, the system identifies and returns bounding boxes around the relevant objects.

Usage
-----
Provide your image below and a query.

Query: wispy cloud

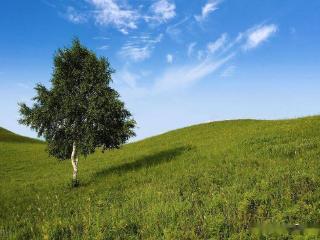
[166,17,190,42]
[195,0,221,22]
[187,42,197,57]
[119,33,163,61]
[66,6,87,23]
[207,33,227,54]
[88,0,139,34]
[60,0,178,34]
[147,0,176,23]
[117,53,235,95]
[127,22,277,93]
[120,45,150,62]
[243,24,278,50]
[155,23,278,91]
[166,54,173,63]
[41,0,56,9]
[154,53,235,91]
[97,45,109,50]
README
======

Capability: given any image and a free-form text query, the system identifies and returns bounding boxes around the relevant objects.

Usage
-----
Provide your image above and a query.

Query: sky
[0,0,320,140]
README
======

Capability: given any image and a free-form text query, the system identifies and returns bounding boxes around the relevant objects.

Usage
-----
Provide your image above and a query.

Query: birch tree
[18,39,136,186]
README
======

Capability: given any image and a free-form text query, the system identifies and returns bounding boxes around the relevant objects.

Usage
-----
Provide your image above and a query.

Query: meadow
[1,116,320,239]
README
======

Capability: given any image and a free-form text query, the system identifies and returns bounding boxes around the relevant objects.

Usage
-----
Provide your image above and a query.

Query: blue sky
[0,0,320,140]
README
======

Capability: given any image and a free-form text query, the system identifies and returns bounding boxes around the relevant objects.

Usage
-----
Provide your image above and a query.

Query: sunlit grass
[1,116,320,239]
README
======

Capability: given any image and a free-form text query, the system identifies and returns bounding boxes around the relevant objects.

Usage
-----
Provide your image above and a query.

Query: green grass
[1,116,320,239]
[0,127,41,143]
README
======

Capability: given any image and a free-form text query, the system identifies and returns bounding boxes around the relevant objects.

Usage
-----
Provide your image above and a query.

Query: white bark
[71,142,78,181]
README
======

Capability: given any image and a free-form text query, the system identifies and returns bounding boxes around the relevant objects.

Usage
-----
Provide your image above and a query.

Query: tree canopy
[19,39,136,161]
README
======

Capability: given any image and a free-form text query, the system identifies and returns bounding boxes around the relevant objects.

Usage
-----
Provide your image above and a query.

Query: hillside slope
[0,127,41,143]
[1,116,320,239]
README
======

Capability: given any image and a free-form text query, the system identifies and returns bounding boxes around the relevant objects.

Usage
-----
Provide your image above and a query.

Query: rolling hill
[0,127,41,143]
[1,116,320,239]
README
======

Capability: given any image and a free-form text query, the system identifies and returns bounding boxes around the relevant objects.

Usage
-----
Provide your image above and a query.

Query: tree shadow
[86,146,191,185]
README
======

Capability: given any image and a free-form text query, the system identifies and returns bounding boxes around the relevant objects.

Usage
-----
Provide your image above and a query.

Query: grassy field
[1,116,320,239]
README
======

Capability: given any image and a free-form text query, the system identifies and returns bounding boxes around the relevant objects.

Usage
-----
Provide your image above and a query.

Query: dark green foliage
[18,39,135,160]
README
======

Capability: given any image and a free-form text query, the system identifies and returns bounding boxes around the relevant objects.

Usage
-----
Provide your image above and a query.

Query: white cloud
[221,32,243,53]
[88,0,139,34]
[187,42,197,57]
[119,22,278,94]
[117,53,235,95]
[166,17,190,41]
[195,0,221,22]
[148,0,176,23]
[120,45,150,61]
[243,24,278,50]
[194,33,229,61]
[119,33,163,61]
[166,54,173,63]
[154,53,235,91]
[65,0,177,33]
[152,23,278,92]
[207,33,227,54]
[66,6,87,23]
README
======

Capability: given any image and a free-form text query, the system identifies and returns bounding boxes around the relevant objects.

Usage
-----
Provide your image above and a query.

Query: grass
[1,116,320,239]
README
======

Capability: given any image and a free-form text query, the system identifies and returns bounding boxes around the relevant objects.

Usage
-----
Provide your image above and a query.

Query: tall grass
[1,116,320,239]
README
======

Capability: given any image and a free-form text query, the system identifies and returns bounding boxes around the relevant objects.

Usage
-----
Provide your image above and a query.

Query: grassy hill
[0,127,41,143]
[1,116,320,239]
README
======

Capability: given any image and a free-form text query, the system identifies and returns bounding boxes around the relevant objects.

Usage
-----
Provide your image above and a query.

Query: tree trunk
[71,142,79,186]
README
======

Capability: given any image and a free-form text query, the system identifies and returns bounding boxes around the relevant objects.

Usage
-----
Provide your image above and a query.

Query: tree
[18,39,136,186]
